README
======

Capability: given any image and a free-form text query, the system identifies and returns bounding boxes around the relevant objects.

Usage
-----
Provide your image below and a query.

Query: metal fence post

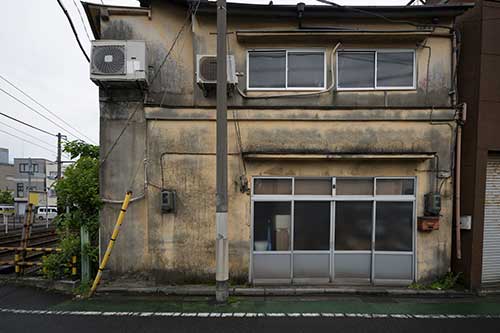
[80,225,90,283]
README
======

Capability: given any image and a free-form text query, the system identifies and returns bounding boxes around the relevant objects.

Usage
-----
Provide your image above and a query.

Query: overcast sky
[0,0,407,163]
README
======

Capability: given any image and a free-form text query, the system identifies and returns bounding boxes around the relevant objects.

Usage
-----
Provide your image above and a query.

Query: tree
[43,140,101,280]
[0,190,14,204]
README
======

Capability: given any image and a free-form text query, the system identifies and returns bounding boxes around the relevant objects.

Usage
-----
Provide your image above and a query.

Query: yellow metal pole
[14,253,20,275]
[71,255,77,277]
[88,191,132,297]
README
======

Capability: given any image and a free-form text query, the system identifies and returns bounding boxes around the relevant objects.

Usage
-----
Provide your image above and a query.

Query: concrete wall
[95,2,458,284]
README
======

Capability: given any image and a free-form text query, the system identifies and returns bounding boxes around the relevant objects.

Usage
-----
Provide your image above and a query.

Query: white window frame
[336,49,417,91]
[246,48,327,91]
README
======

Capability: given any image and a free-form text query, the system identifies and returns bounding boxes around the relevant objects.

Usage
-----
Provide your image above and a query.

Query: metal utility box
[424,192,441,216]
[161,190,176,213]
[90,40,148,89]
[460,215,472,230]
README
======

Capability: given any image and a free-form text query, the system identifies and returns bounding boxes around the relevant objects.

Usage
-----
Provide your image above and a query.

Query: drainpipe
[450,22,463,261]
[455,103,466,260]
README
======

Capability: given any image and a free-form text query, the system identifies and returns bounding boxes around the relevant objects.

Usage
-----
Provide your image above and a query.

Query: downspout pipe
[451,23,463,261]
[455,103,466,261]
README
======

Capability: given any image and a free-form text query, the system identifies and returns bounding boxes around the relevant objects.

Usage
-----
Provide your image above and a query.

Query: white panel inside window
[376,52,414,87]
[337,52,375,88]
[288,52,325,88]
[248,51,286,88]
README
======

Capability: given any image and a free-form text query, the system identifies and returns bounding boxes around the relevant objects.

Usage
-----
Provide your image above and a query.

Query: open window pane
[338,52,375,88]
[294,201,330,250]
[376,179,415,195]
[248,51,286,88]
[294,178,332,195]
[336,178,373,195]
[254,202,291,251]
[376,52,414,87]
[254,178,292,195]
[288,52,325,88]
[335,202,373,250]
[375,202,413,251]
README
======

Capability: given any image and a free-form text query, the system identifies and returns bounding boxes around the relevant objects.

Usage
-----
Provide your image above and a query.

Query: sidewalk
[1,282,500,317]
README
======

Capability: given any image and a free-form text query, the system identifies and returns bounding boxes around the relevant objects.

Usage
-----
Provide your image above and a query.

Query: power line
[56,0,90,62]
[0,120,56,149]
[0,86,85,142]
[100,0,202,166]
[0,128,57,157]
[0,112,56,137]
[0,74,96,144]
[72,0,92,41]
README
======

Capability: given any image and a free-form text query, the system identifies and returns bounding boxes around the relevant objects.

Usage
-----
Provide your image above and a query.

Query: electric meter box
[424,192,441,216]
[161,190,176,213]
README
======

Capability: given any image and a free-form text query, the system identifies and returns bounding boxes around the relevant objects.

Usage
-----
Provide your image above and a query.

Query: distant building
[0,148,15,194]
[0,148,9,164]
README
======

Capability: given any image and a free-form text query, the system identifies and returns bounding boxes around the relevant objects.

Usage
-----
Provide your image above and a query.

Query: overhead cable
[0,74,96,143]
[56,0,90,62]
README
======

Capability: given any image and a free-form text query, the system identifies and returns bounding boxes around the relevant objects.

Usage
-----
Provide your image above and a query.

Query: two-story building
[83,0,471,285]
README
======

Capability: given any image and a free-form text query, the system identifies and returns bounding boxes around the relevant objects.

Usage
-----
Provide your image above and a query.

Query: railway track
[0,226,59,275]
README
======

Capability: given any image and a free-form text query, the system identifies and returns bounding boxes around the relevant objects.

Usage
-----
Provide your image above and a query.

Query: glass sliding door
[251,176,416,285]
[293,201,331,282]
[334,201,373,281]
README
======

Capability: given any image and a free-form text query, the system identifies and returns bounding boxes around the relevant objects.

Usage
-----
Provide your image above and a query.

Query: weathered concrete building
[83,0,471,285]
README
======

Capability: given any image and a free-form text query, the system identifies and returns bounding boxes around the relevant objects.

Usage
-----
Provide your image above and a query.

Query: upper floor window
[337,50,415,90]
[247,49,326,90]
[19,163,39,173]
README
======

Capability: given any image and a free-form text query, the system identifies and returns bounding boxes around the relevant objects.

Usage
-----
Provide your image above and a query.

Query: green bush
[42,140,101,280]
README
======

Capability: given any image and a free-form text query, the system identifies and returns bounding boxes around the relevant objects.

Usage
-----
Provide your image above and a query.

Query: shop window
[253,202,291,251]
[376,179,415,195]
[294,201,330,250]
[375,202,413,251]
[294,178,332,195]
[336,178,373,195]
[335,201,373,250]
[253,178,292,195]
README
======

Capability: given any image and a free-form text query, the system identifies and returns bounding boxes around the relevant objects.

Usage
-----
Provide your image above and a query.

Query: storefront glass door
[251,177,415,284]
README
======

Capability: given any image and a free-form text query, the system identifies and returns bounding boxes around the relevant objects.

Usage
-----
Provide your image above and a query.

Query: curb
[0,276,79,294]
[96,285,475,298]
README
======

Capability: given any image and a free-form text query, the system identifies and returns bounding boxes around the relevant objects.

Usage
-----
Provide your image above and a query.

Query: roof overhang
[141,1,473,19]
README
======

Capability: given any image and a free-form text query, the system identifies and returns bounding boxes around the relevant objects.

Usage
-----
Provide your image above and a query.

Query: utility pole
[215,0,229,303]
[56,133,62,180]
[27,157,32,199]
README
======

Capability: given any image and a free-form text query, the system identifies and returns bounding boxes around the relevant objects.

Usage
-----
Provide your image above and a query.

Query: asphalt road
[0,314,499,333]
[1,284,499,333]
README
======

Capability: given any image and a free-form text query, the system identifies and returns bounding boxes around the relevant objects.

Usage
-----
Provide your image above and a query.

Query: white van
[36,207,58,220]
[0,205,15,217]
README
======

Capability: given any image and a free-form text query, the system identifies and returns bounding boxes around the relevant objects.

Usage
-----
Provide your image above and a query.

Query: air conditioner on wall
[196,55,237,96]
[90,40,148,89]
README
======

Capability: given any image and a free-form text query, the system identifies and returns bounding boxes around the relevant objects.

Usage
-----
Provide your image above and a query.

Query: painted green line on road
[50,297,500,315]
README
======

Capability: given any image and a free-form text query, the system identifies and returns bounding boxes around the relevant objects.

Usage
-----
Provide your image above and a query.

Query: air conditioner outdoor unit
[196,55,237,95]
[90,40,148,89]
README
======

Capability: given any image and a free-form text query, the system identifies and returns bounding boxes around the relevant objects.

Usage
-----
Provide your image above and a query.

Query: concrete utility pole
[27,158,32,198]
[215,0,229,303]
